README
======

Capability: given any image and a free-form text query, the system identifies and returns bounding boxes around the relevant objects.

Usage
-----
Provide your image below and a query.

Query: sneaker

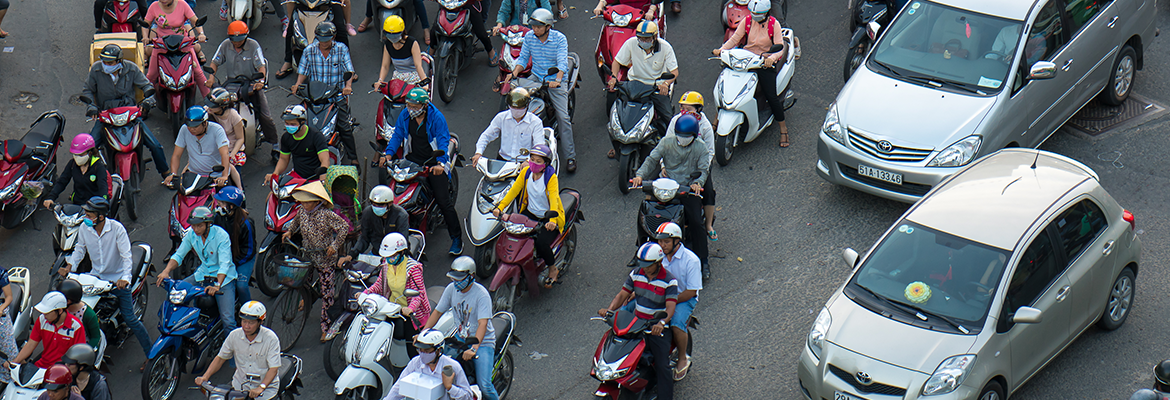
[566,158,577,173]
[701,262,711,280]
[282,16,290,38]
[220,1,229,20]
[449,237,464,256]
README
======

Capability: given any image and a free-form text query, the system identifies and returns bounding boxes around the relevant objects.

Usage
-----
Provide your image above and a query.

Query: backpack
[742,15,779,41]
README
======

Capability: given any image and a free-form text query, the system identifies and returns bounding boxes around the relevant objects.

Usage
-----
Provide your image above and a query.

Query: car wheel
[978,380,1005,400]
[1097,267,1135,330]
[1101,45,1136,106]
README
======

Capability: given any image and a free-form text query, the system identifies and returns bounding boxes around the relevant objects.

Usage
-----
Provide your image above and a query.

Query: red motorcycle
[494,24,532,95]
[101,0,143,36]
[486,188,581,313]
[371,57,433,155]
[81,90,152,221]
[381,146,461,234]
[593,3,664,82]
[432,0,483,103]
[721,0,751,43]
[589,309,697,399]
[0,110,65,229]
[253,173,311,297]
[149,16,207,135]
[166,167,222,277]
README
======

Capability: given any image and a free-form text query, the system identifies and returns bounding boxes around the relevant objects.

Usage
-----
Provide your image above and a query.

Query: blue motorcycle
[140,279,228,400]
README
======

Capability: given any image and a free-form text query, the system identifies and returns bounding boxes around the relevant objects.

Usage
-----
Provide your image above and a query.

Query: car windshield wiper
[909,75,987,96]
[888,298,970,334]
[870,59,905,79]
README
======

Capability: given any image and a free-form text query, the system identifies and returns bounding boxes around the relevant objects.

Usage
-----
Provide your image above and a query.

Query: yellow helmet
[635,20,658,38]
[679,91,704,107]
[383,15,405,34]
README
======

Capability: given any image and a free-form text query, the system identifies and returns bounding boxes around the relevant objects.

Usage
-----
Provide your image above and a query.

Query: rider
[196,301,282,400]
[360,233,431,354]
[598,242,678,400]
[156,206,239,331]
[359,0,431,47]
[472,88,544,165]
[375,15,429,88]
[93,0,149,31]
[60,197,153,356]
[506,8,576,173]
[56,279,103,350]
[212,186,256,308]
[420,257,497,400]
[42,134,111,211]
[39,364,83,400]
[281,181,349,342]
[207,21,278,154]
[667,91,717,242]
[337,185,410,267]
[265,105,330,184]
[494,0,551,33]
[205,88,245,188]
[276,0,347,80]
[652,222,700,380]
[606,20,677,148]
[292,21,358,165]
[144,0,211,97]
[163,106,232,188]
[61,344,110,400]
[0,266,18,385]
[382,88,464,256]
[6,292,87,370]
[1132,360,1170,400]
[715,0,790,147]
[631,113,711,278]
[491,144,565,287]
[82,45,170,181]
[384,329,474,400]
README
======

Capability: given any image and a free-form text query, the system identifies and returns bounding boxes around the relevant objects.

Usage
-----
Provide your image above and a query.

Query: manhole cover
[11,91,38,105]
[1065,93,1166,136]
[68,94,87,107]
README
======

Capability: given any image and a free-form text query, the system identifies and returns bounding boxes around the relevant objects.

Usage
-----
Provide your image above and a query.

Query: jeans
[184,275,239,331]
[473,344,498,400]
[111,286,154,355]
[91,121,171,179]
[235,258,255,308]
[548,85,574,159]
[365,0,429,30]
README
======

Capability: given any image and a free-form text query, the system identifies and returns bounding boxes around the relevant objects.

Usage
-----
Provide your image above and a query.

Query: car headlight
[822,103,846,144]
[169,289,187,304]
[807,308,831,361]
[927,136,981,167]
[612,13,632,27]
[110,111,131,127]
[922,355,977,395]
[361,298,379,317]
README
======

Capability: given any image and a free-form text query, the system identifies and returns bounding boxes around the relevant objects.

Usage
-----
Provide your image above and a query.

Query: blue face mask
[82,217,96,227]
[383,253,405,266]
[371,205,388,217]
[453,276,473,291]
[285,125,299,134]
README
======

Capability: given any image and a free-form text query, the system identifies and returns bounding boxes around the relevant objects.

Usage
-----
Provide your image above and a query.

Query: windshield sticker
[907,8,916,15]
[977,76,1003,88]
[905,281,932,304]
[897,225,915,234]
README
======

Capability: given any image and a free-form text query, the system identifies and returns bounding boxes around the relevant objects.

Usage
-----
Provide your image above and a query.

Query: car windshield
[848,221,1010,333]
[868,1,1023,95]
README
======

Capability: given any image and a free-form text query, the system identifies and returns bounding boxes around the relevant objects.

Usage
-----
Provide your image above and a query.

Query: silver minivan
[816,0,1157,203]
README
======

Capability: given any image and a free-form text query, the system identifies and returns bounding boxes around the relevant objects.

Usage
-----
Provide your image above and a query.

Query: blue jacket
[214,216,256,265]
[385,102,451,165]
[170,225,238,284]
[497,0,552,26]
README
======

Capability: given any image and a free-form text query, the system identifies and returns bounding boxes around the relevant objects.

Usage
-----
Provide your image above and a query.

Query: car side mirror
[1027,61,1057,80]
[842,248,859,269]
[1011,306,1042,324]
[403,289,420,298]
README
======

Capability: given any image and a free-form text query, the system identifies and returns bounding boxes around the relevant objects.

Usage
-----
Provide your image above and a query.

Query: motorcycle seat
[426,286,446,311]
[130,243,147,275]
[278,354,302,390]
[2,140,31,162]
[21,118,58,151]
[490,314,513,354]
[558,189,579,222]
[8,281,22,324]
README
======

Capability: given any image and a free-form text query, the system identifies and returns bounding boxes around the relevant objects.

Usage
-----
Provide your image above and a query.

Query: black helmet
[57,279,83,305]
[505,88,531,109]
[82,196,109,215]
[1154,360,1170,390]
[315,21,337,42]
[61,343,97,368]
[99,44,123,62]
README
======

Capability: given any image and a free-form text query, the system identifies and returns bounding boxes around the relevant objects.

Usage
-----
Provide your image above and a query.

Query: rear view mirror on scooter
[546,67,560,76]
[195,16,208,27]
[659,73,675,81]
[403,289,420,298]
[543,211,558,220]
[78,95,94,105]
[768,44,785,53]
[343,71,354,82]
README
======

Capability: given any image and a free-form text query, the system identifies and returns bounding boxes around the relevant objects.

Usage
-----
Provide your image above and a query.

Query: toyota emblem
[856,371,873,385]
[877,140,894,153]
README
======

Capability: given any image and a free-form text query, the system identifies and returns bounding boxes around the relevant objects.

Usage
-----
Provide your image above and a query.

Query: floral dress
[286,204,348,332]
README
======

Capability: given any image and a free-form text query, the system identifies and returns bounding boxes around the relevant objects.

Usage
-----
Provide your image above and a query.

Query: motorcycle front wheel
[473,243,497,280]
[617,150,638,195]
[323,331,348,380]
[125,161,141,220]
[141,351,180,400]
[132,279,148,322]
[715,130,736,167]
[436,51,459,103]
[491,282,516,313]
[336,385,379,400]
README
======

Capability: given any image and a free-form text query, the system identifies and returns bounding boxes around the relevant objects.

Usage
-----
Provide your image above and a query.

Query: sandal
[559,6,569,19]
[673,358,691,381]
[779,132,790,148]
[707,229,718,241]
[356,18,371,33]
[541,275,562,289]
[275,65,295,79]
[0,30,9,38]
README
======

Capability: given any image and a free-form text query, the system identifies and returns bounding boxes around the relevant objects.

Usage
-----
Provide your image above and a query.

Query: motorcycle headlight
[110,111,131,127]
[380,125,395,141]
[807,308,831,361]
[437,0,467,8]
[821,103,846,144]
[274,184,295,199]
[504,221,534,235]
[265,212,273,227]
[653,186,676,203]
[927,136,981,167]
[505,32,523,46]
[0,177,23,201]
[169,289,187,304]
[607,103,622,135]
[730,54,751,71]
[176,65,193,87]
[361,298,379,317]
[391,167,416,182]
[612,13,632,27]
[922,355,977,395]
[160,71,177,88]
[594,358,629,381]
[83,284,102,296]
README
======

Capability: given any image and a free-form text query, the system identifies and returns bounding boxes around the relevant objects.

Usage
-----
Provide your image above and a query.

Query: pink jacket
[363,260,430,328]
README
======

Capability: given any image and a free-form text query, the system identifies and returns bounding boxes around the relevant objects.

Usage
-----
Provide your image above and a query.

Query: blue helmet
[675,114,699,137]
[185,105,209,127]
[213,186,246,208]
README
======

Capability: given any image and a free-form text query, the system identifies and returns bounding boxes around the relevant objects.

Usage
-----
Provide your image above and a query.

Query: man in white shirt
[471,88,545,166]
[196,301,282,400]
[653,222,701,381]
[163,105,232,187]
[606,20,678,135]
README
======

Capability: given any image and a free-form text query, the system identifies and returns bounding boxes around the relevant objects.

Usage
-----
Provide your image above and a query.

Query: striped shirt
[297,41,354,93]
[622,267,679,320]
[515,29,569,82]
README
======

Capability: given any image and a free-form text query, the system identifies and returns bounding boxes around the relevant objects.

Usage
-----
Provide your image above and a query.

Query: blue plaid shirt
[516,29,569,82]
[297,40,354,93]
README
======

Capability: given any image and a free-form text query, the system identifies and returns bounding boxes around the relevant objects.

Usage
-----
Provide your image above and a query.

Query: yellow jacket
[496,165,566,232]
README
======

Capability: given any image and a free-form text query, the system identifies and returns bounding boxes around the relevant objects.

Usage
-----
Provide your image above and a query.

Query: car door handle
[1062,59,1074,71]
[1103,240,1115,256]
[1108,16,1119,28]
[1056,286,1070,302]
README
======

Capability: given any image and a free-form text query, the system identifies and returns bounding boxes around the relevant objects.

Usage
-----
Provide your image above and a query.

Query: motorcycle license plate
[857,164,902,185]
[834,391,866,400]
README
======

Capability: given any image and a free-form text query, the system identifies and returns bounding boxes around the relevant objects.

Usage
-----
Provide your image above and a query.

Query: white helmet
[415,329,446,351]
[654,222,683,240]
[34,291,68,313]
[239,300,267,321]
[633,242,665,268]
[530,8,555,26]
[446,255,476,280]
[379,232,409,257]
[747,0,770,14]
[369,185,394,204]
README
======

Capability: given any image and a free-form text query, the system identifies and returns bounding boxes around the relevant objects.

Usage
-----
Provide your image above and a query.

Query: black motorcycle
[607,73,673,195]
[633,173,702,247]
[291,72,353,165]
[843,0,894,81]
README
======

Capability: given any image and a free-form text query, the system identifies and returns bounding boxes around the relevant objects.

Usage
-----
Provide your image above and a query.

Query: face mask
[72,154,90,166]
[510,108,526,120]
[384,33,402,43]
[285,125,299,134]
[82,217,96,227]
[638,39,654,50]
[101,62,122,75]
[214,205,230,216]
[677,135,695,147]
[527,161,546,174]
[752,13,767,23]
[418,351,437,364]
[408,107,426,119]
[384,253,405,266]
[371,205,388,217]
[453,276,472,291]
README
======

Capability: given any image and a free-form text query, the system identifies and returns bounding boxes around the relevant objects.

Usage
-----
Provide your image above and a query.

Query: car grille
[848,129,933,162]
[839,163,932,197]
[828,364,908,396]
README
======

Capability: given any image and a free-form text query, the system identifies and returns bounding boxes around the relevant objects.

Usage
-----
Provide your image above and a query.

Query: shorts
[671,297,696,333]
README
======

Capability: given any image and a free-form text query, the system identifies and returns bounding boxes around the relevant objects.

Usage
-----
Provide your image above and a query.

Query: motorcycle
[721,0,788,42]
[843,0,892,81]
[141,279,229,400]
[148,16,209,135]
[166,167,224,278]
[0,110,65,229]
[431,0,487,103]
[504,63,580,129]
[438,311,519,399]
[593,3,665,82]
[380,146,463,235]
[193,354,304,400]
[2,364,45,400]
[631,176,702,247]
[78,92,149,220]
[494,24,531,95]
[373,0,418,46]
[709,31,799,166]
[285,0,341,69]
[218,74,265,158]
[606,73,674,195]
[290,73,354,165]
[254,173,311,297]
[62,256,151,361]
[100,0,144,37]
[372,72,433,171]
[4,267,32,346]
[486,188,582,313]
[589,309,697,399]
[228,0,266,31]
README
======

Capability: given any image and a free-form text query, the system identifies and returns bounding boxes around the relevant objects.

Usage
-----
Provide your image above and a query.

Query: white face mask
[752,13,767,23]
[73,154,90,166]
[510,107,526,120]
[677,135,695,147]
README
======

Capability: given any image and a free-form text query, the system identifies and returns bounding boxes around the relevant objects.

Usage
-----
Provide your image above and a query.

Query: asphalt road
[0,0,1169,399]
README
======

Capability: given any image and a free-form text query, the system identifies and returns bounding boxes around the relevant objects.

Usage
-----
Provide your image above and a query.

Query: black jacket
[48,157,110,204]
[350,204,411,257]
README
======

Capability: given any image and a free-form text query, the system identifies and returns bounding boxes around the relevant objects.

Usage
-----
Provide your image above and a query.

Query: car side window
[1061,0,1110,32]
[1024,1,1067,65]
[1004,231,1061,318]
[1052,199,1109,262]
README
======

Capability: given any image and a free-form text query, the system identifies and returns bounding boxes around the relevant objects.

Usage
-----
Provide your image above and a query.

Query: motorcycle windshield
[110,125,138,148]
[306,80,338,104]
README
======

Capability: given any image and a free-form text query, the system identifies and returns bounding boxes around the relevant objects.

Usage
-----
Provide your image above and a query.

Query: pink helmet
[70,134,96,155]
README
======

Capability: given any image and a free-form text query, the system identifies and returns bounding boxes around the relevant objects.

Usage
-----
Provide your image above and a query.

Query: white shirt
[525,173,549,217]
[662,244,702,294]
[67,218,133,283]
[218,326,282,395]
[475,110,544,161]
[614,37,679,86]
[386,355,473,400]
[665,112,715,158]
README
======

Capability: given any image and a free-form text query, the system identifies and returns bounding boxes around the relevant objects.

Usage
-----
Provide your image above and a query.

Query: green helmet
[406,88,430,104]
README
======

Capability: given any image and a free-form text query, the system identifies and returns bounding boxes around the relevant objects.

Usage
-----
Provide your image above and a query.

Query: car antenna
[1030,149,1040,169]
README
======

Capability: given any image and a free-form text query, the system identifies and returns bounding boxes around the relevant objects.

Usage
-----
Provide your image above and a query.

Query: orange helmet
[228,21,249,36]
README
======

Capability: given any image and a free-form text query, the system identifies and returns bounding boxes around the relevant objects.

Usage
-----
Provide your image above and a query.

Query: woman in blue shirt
[211,186,255,309]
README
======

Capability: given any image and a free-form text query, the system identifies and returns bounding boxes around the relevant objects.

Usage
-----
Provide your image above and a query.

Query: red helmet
[44,364,72,390]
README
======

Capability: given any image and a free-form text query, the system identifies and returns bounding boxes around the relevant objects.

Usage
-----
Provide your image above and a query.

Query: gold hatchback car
[798,149,1142,400]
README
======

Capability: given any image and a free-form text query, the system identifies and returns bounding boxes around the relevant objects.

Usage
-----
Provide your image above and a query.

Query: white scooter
[710,27,799,166]
[465,127,558,280]
[229,0,266,30]
[6,267,32,347]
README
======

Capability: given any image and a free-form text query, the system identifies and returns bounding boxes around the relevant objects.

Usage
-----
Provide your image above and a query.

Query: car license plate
[858,164,903,185]
[834,391,866,400]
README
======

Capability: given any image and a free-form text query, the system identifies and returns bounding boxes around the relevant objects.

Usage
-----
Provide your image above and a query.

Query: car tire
[1100,45,1136,106]
[1097,267,1135,330]
[978,380,1005,400]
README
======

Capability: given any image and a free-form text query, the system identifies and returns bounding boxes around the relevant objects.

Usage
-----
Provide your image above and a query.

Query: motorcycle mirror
[203,65,215,75]
[343,71,354,81]
[543,210,558,219]
[251,72,265,81]
[78,95,94,105]
[369,141,382,151]
[141,89,156,99]
[417,77,432,87]
[866,21,882,39]
[689,172,701,179]
[659,73,675,81]
[768,44,785,53]
[403,289,420,297]
[465,337,479,345]
[315,166,329,176]
[651,311,668,320]
[195,16,208,27]
[546,67,560,76]
[212,165,225,173]
[431,149,445,158]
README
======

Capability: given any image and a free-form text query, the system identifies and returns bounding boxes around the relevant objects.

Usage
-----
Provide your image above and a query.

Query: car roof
[908,149,1096,250]
[932,0,1035,20]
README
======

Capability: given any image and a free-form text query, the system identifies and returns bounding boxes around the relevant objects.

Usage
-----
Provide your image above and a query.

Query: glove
[141,97,156,111]
[85,108,99,118]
